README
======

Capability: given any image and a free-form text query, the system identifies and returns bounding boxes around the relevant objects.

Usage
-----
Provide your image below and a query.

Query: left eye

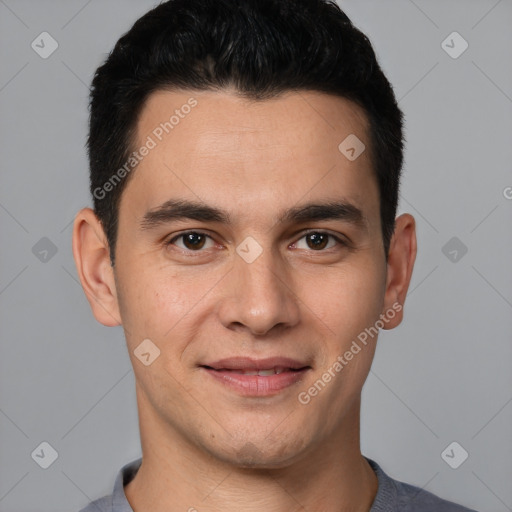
[293,232,343,251]
[167,231,344,252]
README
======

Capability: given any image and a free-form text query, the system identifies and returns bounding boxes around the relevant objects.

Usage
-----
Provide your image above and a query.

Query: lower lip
[201,367,310,396]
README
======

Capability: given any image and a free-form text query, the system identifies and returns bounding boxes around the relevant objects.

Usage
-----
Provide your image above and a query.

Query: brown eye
[294,231,345,251]
[168,232,214,251]
[306,233,328,250]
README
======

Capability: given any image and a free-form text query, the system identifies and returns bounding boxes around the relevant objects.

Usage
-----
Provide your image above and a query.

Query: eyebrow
[139,198,368,232]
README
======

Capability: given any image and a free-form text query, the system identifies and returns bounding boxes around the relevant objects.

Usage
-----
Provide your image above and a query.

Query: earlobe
[381,213,417,330]
[72,207,122,327]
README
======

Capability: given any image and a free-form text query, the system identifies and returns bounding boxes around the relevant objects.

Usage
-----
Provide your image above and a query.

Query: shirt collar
[112,457,141,511]
[111,456,395,511]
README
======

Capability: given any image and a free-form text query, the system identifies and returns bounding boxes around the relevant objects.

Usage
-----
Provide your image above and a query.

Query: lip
[202,356,310,371]
[199,357,312,397]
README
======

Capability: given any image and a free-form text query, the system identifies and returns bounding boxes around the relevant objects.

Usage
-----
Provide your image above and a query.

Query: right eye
[166,231,216,252]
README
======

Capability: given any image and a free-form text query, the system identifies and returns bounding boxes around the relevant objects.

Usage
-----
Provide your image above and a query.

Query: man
[73,0,477,510]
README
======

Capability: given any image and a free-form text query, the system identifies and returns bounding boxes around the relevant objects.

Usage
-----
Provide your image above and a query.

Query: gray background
[0,0,511,511]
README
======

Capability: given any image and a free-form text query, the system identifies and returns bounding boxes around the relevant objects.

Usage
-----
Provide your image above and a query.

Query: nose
[216,245,301,337]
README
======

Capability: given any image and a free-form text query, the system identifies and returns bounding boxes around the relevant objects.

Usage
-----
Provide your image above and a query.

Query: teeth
[257,369,277,376]
[211,366,299,375]
[238,367,287,376]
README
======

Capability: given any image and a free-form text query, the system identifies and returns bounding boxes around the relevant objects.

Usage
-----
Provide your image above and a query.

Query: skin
[73,89,416,511]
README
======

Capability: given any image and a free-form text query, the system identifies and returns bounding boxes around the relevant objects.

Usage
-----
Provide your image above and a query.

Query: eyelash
[165,230,348,255]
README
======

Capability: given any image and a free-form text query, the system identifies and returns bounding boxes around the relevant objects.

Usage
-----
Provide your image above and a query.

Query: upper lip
[200,356,311,371]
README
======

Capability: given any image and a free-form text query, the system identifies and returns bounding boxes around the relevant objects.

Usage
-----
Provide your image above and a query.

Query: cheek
[118,265,213,354]
[301,259,385,342]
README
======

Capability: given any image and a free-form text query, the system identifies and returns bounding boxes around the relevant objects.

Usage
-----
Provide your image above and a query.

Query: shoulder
[76,457,141,512]
[366,457,479,512]
[394,479,478,511]
[77,494,113,512]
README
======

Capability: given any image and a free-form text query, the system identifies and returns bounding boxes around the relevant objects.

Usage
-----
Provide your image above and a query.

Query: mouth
[199,357,312,396]
[202,366,304,376]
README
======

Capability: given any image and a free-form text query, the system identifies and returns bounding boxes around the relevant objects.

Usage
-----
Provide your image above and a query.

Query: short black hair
[88,0,404,266]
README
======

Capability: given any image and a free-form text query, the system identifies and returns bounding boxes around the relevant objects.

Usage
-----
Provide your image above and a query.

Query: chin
[205,430,311,470]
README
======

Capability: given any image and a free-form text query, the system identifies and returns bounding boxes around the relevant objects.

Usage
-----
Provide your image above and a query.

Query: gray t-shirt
[78,457,478,511]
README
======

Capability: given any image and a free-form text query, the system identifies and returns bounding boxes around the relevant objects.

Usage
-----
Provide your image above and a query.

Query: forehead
[138,88,370,157]
[120,88,379,229]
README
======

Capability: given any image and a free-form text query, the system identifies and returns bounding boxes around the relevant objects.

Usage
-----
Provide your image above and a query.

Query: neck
[125,393,378,512]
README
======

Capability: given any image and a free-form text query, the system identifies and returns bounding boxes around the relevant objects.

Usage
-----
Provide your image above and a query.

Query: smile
[199,357,312,396]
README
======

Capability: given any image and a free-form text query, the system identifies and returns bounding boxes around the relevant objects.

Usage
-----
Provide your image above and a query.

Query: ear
[381,213,417,329]
[72,208,121,327]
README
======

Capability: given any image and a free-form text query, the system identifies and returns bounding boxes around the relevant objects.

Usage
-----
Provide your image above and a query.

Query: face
[74,89,416,468]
